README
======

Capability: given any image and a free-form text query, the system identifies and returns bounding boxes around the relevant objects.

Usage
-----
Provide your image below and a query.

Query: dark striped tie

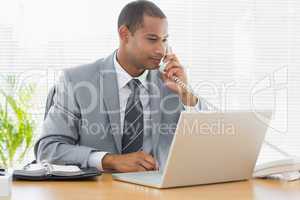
[121,79,144,154]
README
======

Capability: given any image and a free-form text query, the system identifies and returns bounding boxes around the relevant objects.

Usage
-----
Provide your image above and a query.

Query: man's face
[125,15,168,70]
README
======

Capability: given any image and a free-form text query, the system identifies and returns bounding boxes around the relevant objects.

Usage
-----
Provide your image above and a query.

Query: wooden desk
[12,174,300,200]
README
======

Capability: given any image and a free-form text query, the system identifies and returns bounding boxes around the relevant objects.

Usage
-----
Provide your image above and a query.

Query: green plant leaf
[0,76,36,168]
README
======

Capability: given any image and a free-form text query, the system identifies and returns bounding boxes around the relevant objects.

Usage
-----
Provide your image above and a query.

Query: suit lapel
[148,71,162,158]
[99,51,122,153]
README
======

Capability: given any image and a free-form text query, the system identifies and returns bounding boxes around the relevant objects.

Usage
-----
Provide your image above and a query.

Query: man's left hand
[160,53,198,106]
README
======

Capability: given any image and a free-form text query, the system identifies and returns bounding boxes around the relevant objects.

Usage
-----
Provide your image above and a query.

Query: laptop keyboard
[126,171,162,180]
[113,171,163,185]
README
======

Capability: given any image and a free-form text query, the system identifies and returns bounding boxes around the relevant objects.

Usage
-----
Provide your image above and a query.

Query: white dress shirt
[88,51,199,171]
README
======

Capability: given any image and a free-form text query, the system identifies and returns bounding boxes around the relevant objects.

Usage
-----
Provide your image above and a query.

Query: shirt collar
[113,50,149,91]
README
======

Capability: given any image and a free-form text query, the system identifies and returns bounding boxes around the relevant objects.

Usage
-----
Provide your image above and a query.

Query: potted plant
[0,75,36,168]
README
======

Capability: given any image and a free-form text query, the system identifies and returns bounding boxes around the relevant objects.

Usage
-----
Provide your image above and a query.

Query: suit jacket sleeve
[34,71,97,168]
[182,96,209,112]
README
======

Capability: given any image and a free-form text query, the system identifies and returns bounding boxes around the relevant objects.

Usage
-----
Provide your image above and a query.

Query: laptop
[112,110,272,188]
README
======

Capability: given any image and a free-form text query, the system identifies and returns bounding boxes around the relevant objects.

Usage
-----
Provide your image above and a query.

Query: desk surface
[12,174,300,200]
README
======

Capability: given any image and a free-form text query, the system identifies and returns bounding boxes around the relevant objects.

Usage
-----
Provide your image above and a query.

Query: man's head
[117,0,168,73]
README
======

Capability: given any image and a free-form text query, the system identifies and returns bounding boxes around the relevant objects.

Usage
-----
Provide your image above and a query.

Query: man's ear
[118,25,130,43]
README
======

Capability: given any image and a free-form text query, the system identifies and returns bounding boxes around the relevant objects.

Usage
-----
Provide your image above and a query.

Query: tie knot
[127,79,141,94]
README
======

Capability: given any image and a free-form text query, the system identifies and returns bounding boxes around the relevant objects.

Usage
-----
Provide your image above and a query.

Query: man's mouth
[151,56,163,60]
[150,57,162,64]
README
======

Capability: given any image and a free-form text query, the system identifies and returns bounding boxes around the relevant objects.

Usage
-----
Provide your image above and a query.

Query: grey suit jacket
[34,51,204,169]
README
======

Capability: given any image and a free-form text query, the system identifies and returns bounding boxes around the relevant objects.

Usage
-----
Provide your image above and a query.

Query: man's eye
[148,38,157,41]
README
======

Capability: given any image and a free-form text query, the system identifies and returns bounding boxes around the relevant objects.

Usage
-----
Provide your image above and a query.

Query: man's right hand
[102,151,158,172]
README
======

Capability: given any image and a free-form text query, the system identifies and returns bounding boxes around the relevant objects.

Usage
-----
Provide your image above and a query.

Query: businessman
[34,0,206,172]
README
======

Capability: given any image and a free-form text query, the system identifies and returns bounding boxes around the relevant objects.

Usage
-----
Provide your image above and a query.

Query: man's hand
[102,151,158,172]
[161,53,198,106]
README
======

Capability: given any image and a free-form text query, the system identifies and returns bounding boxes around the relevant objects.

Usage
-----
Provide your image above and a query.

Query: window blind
[0,0,299,165]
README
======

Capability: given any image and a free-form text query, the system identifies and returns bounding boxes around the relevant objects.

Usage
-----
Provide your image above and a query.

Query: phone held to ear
[158,46,219,111]
[158,46,193,94]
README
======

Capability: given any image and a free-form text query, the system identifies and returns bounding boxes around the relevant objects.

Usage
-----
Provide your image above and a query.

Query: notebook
[13,161,101,180]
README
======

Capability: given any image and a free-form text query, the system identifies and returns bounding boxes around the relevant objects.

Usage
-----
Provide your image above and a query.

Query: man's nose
[154,43,166,57]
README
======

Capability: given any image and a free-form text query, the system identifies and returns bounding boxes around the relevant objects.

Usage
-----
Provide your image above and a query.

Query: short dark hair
[118,0,166,34]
